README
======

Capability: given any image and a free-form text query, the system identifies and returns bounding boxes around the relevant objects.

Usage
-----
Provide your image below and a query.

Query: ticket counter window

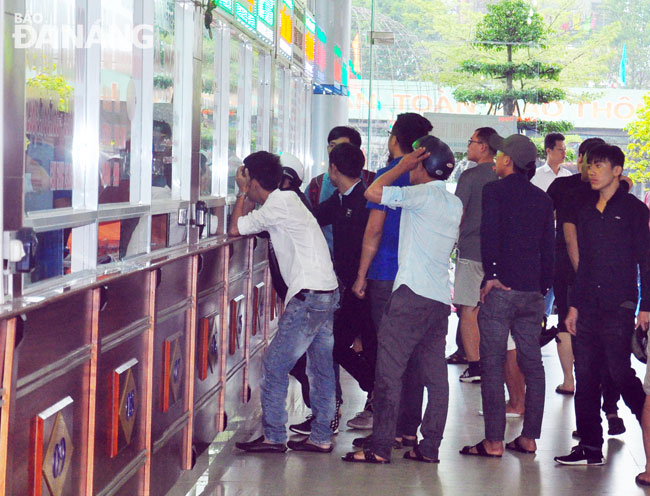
[151,213,187,252]
[200,26,217,197]
[99,0,135,205]
[271,68,285,154]
[228,36,245,196]
[152,0,177,197]
[23,0,76,215]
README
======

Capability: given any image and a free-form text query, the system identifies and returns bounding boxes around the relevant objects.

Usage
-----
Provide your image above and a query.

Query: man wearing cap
[460,134,554,458]
[343,136,462,464]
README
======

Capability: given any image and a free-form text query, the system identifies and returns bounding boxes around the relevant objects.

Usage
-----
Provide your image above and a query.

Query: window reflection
[99,0,134,205]
[271,68,284,154]
[228,36,244,196]
[24,0,75,215]
[200,24,216,197]
[153,0,176,196]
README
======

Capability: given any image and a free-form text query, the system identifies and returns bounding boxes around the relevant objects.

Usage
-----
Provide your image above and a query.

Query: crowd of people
[227,113,650,486]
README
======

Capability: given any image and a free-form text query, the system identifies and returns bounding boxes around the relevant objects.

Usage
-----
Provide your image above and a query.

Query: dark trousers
[370,285,449,461]
[333,287,375,393]
[368,280,423,435]
[478,289,546,441]
[574,306,645,451]
[554,251,573,333]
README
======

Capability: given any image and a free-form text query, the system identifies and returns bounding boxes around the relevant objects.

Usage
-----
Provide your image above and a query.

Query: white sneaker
[346,409,373,429]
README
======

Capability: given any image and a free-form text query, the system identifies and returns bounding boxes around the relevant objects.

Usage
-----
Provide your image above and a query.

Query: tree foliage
[624,94,650,184]
[453,0,565,116]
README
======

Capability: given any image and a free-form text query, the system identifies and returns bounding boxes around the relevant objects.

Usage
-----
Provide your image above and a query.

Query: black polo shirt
[480,172,555,293]
[312,181,369,289]
[547,173,584,251]
[571,184,650,312]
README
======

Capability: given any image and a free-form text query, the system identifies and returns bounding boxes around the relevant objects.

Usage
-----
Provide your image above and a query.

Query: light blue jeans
[261,290,339,445]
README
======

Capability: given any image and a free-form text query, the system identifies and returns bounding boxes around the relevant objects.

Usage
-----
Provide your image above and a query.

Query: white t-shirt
[531,162,572,192]
[237,189,338,303]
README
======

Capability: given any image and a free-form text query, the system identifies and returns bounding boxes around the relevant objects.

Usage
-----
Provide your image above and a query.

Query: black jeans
[554,251,573,333]
[574,306,645,451]
[368,280,423,436]
[370,285,449,461]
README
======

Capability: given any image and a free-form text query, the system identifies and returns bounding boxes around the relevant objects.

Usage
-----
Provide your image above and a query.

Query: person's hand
[351,337,363,353]
[352,275,367,299]
[235,166,250,195]
[637,311,650,332]
[398,147,430,172]
[479,279,511,304]
[565,307,579,336]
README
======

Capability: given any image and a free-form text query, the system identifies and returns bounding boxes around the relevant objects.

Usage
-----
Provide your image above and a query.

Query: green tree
[453,0,565,116]
[624,94,650,185]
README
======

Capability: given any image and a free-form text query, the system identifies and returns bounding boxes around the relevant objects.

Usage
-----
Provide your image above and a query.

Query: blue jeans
[261,290,339,444]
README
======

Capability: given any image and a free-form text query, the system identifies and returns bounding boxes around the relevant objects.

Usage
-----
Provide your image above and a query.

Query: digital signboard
[256,0,275,43]
[218,0,234,13]
[279,1,293,59]
[235,0,256,32]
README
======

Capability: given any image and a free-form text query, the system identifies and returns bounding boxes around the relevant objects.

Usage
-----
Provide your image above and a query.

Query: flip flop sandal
[446,352,467,365]
[342,449,390,464]
[403,445,439,463]
[459,442,502,458]
[555,386,575,395]
[636,475,650,487]
[506,437,536,454]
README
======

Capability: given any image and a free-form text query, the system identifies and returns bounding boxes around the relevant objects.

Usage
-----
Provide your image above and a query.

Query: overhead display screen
[218,0,234,13]
[304,10,315,77]
[279,1,293,58]
[256,0,275,43]
[235,0,256,32]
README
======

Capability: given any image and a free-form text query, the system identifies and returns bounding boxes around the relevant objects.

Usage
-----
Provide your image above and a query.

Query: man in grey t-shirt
[453,128,498,383]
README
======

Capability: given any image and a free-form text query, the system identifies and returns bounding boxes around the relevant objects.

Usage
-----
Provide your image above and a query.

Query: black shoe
[235,436,287,453]
[554,445,604,466]
[289,415,313,435]
[572,430,580,439]
[607,416,626,435]
[352,434,403,450]
[459,367,481,383]
[352,434,371,448]
[287,437,333,453]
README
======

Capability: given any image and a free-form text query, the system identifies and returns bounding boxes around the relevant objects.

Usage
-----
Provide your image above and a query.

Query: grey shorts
[453,258,483,307]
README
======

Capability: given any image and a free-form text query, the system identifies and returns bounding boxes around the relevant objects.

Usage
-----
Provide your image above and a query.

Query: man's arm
[634,202,650,330]
[228,166,255,236]
[352,209,386,299]
[479,183,511,302]
[364,148,428,204]
[540,202,555,293]
[564,222,579,271]
[311,192,338,227]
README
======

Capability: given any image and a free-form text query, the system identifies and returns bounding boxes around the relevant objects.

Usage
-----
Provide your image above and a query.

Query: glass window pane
[228,36,244,196]
[25,228,68,285]
[98,217,143,263]
[24,0,76,214]
[151,213,187,251]
[251,49,261,152]
[99,0,134,205]
[200,28,216,197]
[153,0,176,196]
[271,68,284,154]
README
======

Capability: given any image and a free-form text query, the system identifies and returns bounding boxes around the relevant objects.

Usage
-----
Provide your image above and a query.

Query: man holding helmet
[342,135,462,464]
[461,133,554,458]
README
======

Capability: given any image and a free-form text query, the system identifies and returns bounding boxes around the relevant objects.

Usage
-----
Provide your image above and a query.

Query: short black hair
[578,137,605,158]
[243,151,282,191]
[327,126,362,147]
[475,127,498,155]
[587,144,625,169]
[544,133,565,151]
[329,142,365,178]
[153,120,171,136]
[391,113,433,154]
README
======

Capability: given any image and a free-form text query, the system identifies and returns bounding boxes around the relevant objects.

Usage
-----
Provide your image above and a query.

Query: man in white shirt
[229,151,340,454]
[342,136,462,464]
[531,133,571,193]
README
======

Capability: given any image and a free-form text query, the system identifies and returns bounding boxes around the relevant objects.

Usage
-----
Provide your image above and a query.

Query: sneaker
[554,445,604,466]
[289,415,313,435]
[330,399,342,435]
[346,409,373,429]
[459,368,481,383]
[607,416,626,435]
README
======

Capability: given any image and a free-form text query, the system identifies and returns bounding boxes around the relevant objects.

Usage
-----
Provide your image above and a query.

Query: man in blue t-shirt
[348,113,433,442]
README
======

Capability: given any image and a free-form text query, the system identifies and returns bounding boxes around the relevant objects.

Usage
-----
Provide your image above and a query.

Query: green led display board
[283,0,294,8]
[236,1,256,31]
[218,0,234,13]
[257,0,275,27]
[305,13,316,34]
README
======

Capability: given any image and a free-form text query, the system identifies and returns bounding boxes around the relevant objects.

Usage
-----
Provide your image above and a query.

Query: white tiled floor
[169,314,650,496]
